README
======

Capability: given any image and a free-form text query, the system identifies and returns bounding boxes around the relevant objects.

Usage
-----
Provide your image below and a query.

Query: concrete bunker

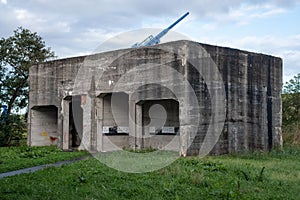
[28,40,283,155]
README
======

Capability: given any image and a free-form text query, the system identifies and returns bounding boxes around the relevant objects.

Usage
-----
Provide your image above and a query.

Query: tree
[282,73,300,126]
[0,27,55,116]
[282,73,300,145]
[0,27,55,146]
[283,73,300,94]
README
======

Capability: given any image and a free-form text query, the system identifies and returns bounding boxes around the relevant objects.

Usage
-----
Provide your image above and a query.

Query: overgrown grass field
[0,146,88,173]
[0,146,300,199]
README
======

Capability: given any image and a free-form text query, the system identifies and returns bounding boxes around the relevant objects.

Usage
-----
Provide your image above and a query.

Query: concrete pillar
[128,100,136,149]
[179,119,188,157]
[90,97,96,151]
[79,95,91,151]
[135,104,143,149]
[57,106,63,149]
[96,97,104,152]
[62,100,70,150]
[180,62,190,157]
[27,108,32,146]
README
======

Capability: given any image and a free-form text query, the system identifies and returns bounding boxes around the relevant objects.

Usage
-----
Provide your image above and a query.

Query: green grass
[0,146,300,199]
[0,146,88,173]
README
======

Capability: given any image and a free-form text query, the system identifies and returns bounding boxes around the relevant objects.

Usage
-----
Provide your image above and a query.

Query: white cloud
[224,35,300,53]
[15,9,34,21]
[1,0,7,4]
[12,8,72,34]
[202,23,218,31]
[15,9,32,20]
[241,4,287,20]
[75,29,116,49]
[210,3,288,26]
[253,7,286,18]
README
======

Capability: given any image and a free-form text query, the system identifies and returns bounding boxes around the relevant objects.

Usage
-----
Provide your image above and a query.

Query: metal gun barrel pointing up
[132,12,189,48]
[153,12,189,43]
[166,12,189,30]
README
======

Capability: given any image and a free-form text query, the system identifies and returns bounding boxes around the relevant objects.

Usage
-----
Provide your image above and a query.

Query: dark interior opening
[142,99,179,135]
[70,96,83,148]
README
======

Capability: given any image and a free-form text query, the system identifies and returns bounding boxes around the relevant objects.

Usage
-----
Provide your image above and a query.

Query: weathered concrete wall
[28,106,58,146]
[186,44,282,155]
[28,40,282,155]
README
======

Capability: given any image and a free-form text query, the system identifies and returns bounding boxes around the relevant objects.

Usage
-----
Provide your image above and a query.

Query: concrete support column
[27,109,32,146]
[62,100,70,150]
[128,100,136,149]
[96,97,104,152]
[180,64,190,157]
[90,97,96,151]
[179,125,188,157]
[57,107,63,148]
[135,104,143,149]
[79,95,91,151]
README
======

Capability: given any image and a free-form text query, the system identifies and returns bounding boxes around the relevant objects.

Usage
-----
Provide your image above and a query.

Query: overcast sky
[0,0,299,82]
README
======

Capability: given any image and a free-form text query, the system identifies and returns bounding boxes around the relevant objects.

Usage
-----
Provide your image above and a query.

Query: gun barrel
[132,12,189,47]
[153,12,189,44]
[167,12,189,30]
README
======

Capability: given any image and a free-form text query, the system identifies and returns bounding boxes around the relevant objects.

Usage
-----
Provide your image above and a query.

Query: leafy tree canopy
[282,73,300,126]
[0,27,55,116]
[283,73,300,94]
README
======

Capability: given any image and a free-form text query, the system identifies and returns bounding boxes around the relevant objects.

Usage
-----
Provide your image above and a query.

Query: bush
[282,123,300,145]
[0,114,26,147]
